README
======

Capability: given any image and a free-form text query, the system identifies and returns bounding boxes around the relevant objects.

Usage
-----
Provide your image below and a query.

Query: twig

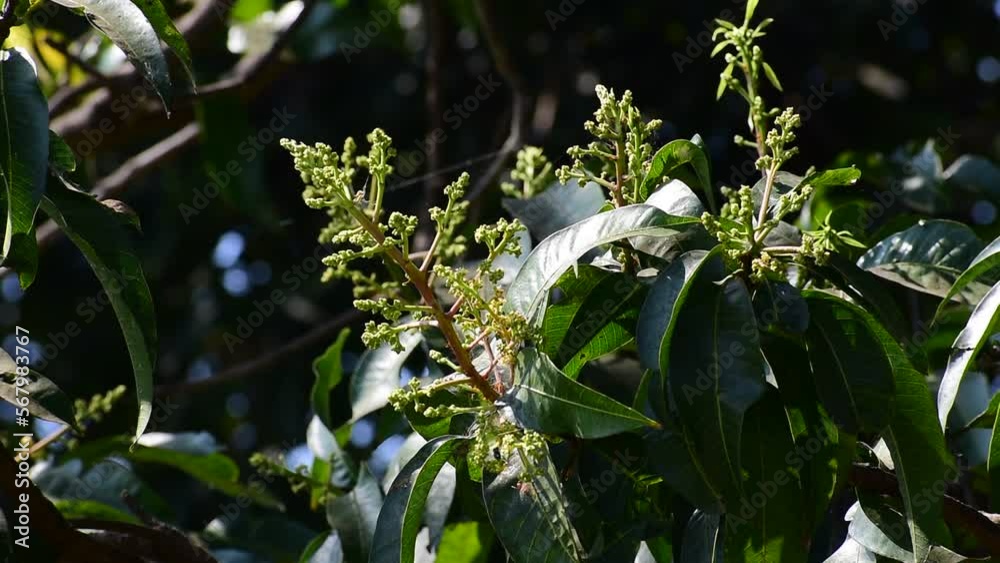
[29,423,73,455]
[467,0,526,201]
[45,38,110,83]
[155,309,364,396]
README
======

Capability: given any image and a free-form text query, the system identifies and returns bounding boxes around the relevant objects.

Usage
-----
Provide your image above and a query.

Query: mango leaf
[0,349,76,427]
[326,464,383,561]
[801,292,896,433]
[129,0,194,84]
[300,531,343,563]
[866,312,955,554]
[824,537,876,563]
[857,220,986,304]
[811,254,909,339]
[350,331,422,421]
[680,511,722,563]
[312,328,351,429]
[501,348,659,438]
[937,281,1000,432]
[371,435,467,563]
[847,498,917,562]
[944,155,1000,198]
[0,49,48,288]
[50,0,174,109]
[41,180,157,443]
[668,266,766,506]
[542,267,645,377]
[435,521,493,563]
[505,204,699,324]
[483,449,585,563]
[964,392,1000,432]
[723,389,807,563]
[640,139,714,211]
[307,416,356,489]
[990,408,1000,510]
[751,279,809,334]
[751,171,802,218]
[636,248,721,373]
[502,179,605,241]
[51,499,141,524]
[645,416,724,513]
[935,234,1000,320]
[48,130,76,173]
[801,167,862,190]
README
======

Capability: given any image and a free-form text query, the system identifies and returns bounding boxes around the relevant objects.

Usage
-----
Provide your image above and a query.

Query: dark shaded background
[9,0,999,531]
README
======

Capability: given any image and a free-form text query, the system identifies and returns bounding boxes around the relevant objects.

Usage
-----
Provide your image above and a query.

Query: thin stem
[346,207,500,401]
[762,245,801,256]
[754,161,779,231]
[29,424,73,455]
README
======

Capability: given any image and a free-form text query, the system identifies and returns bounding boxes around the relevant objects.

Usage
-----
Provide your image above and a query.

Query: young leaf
[501,348,659,438]
[483,449,585,563]
[857,220,985,304]
[990,408,1000,510]
[801,292,896,433]
[935,234,1000,321]
[762,61,782,91]
[640,140,714,209]
[350,331,422,421]
[326,464,383,561]
[311,328,351,430]
[800,167,861,189]
[50,0,174,109]
[0,49,49,288]
[128,0,195,84]
[723,390,807,563]
[937,281,1000,431]
[371,435,467,563]
[0,349,76,427]
[505,204,699,324]
[667,268,766,506]
[41,180,157,443]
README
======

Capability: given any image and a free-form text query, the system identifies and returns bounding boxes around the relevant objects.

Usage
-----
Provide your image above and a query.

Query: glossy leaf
[50,0,174,108]
[857,220,986,304]
[501,348,659,438]
[751,171,802,218]
[751,279,809,334]
[811,253,909,339]
[48,130,76,173]
[641,140,714,211]
[303,532,344,563]
[505,204,699,324]
[801,292,896,433]
[42,180,157,443]
[350,331,422,420]
[990,408,1000,510]
[801,167,861,190]
[326,464,383,561]
[0,349,76,427]
[502,179,605,241]
[668,268,766,505]
[483,449,585,563]
[371,435,467,563]
[935,234,1000,320]
[435,522,492,563]
[0,49,48,288]
[311,328,351,429]
[129,0,194,83]
[938,281,1000,431]
[680,511,721,563]
[944,155,1000,198]
[723,390,807,563]
[823,537,876,563]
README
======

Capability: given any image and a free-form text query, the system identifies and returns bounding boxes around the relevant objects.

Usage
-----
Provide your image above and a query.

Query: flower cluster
[501,146,555,199]
[468,411,548,477]
[557,85,662,207]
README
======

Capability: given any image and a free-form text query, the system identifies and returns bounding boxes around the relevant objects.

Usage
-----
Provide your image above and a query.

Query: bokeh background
[7,0,999,535]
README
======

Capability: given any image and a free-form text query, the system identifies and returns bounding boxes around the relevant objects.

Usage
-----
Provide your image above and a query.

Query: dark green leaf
[645,417,724,513]
[50,0,174,108]
[502,348,659,438]
[962,392,1000,432]
[762,61,782,91]
[668,268,766,505]
[435,521,492,563]
[129,0,194,83]
[990,408,1000,510]
[506,205,699,324]
[50,499,141,524]
[48,130,76,173]
[723,389,807,563]
[857,220,985,304]
[0,348,76,427]
[935,234,1000,320]
[542,267,645,377]
[0,49,48,288]
[938,281,1000,431]
[641,140,714,211]
[41,180,157,443]
[371,435,467,563]
[801,167,861,190]
[751,280,809,334]
[307,416,356,489]
[312,328,351,430]
[944,155,1000,198]
[811,253,908,339]
[351,331,422,421]
[301,531,343,563]
[326,464,383,561]
[801,292,896,433]
[483,449,585,563]
[503,179,605,241]
[680,511,721,563]
[751,171,801,219]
